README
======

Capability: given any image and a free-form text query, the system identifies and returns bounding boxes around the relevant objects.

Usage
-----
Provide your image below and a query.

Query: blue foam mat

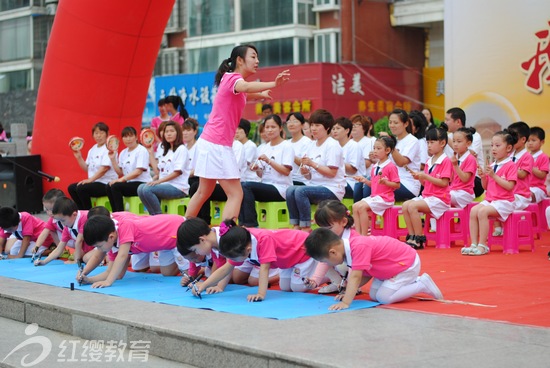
[0,259,379,319]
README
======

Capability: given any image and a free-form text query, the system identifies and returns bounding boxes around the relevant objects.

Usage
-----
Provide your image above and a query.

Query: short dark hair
[304,228,342,260]
[507,121,530,140]
[92,122,109,135]
[42,188,65,202]
[334,117,352,137]
[446,107,466,127]
[309,109,335,132]
[121,126,137,137]
[238,119,251,136]
[530,126,545,141]
[494,129,519,147]
[83,215,115,246]
[218,220,251,260]
[176,217,211,254]
[52,197,78,217]
[0,207,20,229]
[261,103,273,112]
[88,206,111,218]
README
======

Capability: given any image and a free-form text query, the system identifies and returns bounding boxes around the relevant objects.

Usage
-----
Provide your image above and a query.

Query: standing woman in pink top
[185,44,290,222]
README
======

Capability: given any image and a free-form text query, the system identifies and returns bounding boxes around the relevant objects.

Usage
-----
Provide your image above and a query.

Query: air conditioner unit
[45,3,57,15]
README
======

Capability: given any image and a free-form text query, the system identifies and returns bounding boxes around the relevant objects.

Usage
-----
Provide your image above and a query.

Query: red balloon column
[33,0,175,192]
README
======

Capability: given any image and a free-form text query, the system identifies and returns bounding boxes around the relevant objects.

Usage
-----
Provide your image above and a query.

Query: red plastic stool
[424,208,469,249]
[487,210,535,254]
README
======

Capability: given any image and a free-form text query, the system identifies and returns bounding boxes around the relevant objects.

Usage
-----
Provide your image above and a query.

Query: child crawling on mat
[304,227,444,310]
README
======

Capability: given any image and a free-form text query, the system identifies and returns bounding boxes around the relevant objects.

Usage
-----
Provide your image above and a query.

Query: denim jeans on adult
[286,185,338,227]
[240,181,284,227]
[137,183,186,215]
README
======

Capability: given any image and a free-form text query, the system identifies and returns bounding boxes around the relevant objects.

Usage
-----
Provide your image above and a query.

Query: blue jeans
[239,181,284,227]
[286,185,338,227]
[137,183,186,215]
[394,184,416,202]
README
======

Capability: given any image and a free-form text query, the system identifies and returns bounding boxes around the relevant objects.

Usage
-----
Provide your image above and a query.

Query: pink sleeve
[257,236,277,265]
[212,252,226,269]
[505,164,518,182]
[0,228,7,239]
[45,217,56,231]
[538,154,550,172]
[387,164,400,183]
[440,158,453,179]
[61,227,71,242]
[519,155,533,174]
[463,156,477,174]
[228,259,244,266]
[350,240,372,272]
[188,262,201,277]
[20,213,33,237]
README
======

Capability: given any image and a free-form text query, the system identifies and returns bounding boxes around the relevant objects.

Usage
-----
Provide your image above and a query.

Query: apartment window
[188,0,234,37]
[298,37,314,64]
[155,48,185,76]
[0,0,29,12]
[187,44,234,74]
[0,17,30,62]
[0,69,31,93]
[254,38,294,67]
[315,30,339,63]
[241,0,292,30]
[33,15,53,60]
[297,1,315,26]
[312,0,339,11]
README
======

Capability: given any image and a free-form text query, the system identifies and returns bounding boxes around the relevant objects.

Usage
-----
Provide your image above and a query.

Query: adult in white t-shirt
[386,109,422,200]
[350,114,375,202]
[235,118,261,183]
[331,116,360,199]
[106,126,152,212]
[137,122,191,215]
[68,122,118,210]
[286,109,346,231]
[444,107,485,197]
[286,112,312,185]
[239,115,294,227]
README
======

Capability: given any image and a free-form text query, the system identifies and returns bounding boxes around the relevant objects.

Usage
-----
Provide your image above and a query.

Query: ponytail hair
[164,95,189,119]
[494,129,518,147]
[376,135,397,152]
[314,200,354,229]
[455,127,476,143]
[218,219,251,260]
[215,44,257,86]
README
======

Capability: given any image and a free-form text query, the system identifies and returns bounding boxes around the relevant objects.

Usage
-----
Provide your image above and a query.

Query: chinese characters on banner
[521,21,550,94]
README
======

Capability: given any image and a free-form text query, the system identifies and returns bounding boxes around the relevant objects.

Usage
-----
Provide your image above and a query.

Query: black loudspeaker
[0,155,43,213]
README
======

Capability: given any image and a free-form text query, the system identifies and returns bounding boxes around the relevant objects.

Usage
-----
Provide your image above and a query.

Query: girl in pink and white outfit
[352,136,400,236]
[464,130,518,256]
[402,126,453,250]
[185,44,290,222]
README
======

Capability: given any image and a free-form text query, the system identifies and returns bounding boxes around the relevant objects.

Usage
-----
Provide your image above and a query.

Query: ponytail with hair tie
[219,221,232,237]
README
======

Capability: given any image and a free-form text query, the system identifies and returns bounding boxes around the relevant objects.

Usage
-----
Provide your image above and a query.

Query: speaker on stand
[0,155,43,213]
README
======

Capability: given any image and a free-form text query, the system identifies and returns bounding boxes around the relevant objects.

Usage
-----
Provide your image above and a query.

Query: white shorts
[193,138,240,179]
[530,187,547,203]
[362,196,394,216]
[8,239,38,256]
[513,194,531,211]
[478,200,515,221]
[450,190,475,209]
[131,249,189,271]
[235,259,280,278]
[411,196,450,220]
[370,253,421,292]
[279,258,318,287]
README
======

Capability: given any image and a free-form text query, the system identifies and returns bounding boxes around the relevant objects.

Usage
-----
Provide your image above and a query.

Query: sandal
[413,235,426,250]
[469,244,489,256]
[405,234,417,248]
[461,244,477,255]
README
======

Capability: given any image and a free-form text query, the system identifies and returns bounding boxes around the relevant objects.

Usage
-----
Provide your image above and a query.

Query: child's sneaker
[419,273,444,300]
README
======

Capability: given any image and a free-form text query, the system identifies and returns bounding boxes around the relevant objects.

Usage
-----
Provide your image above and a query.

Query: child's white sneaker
[419,273,443,300]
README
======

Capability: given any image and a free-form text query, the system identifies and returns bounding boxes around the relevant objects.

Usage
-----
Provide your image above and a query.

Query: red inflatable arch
[33,0,175,192]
